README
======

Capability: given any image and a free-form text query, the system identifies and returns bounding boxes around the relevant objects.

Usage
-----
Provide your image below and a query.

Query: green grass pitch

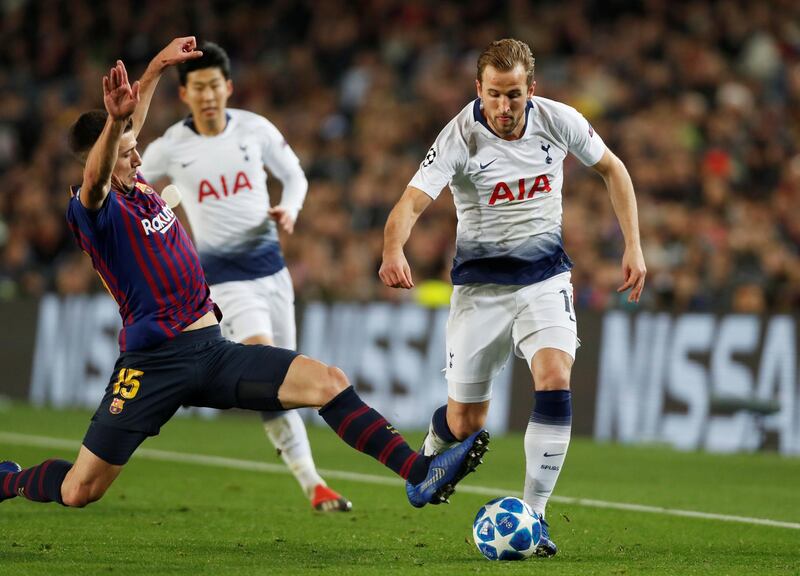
[1,403,798,575]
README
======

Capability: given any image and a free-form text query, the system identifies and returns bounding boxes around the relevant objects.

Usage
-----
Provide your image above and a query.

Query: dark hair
[177,41,231,85]
[67,109,132,160]
[477,38,535,86]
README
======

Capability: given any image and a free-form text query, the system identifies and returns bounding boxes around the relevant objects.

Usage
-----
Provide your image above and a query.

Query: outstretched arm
[591,148,647,303]
[132,37,203,137]
[379,186,434,289]
[80,61,140,210]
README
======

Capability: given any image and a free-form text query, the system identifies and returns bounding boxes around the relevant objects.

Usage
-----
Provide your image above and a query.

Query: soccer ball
[472,496,541,560]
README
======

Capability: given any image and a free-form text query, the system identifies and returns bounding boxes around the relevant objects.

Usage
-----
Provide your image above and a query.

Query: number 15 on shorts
[113,368,144,399]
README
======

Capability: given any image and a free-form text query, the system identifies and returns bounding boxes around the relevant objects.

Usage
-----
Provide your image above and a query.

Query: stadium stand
[0,0,798,312]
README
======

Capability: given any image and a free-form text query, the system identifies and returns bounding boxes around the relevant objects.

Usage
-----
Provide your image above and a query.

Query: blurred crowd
[1,0,799,313]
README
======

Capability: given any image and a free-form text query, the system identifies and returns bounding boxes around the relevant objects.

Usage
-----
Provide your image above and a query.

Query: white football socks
[523,420,571,518]
[262,410,324,498]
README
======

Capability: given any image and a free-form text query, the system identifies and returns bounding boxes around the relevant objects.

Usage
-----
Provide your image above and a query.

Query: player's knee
[61,482,107,508]
[535,369,571,391]
[319,366,350,402]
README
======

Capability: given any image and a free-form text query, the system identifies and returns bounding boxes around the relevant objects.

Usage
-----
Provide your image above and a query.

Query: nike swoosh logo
[180,160,196,168]
[543,452,565,457]
[479,158,497,170]
[420,467,446,490]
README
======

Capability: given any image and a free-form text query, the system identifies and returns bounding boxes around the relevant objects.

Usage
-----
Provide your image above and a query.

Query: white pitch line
[2,431,799,531]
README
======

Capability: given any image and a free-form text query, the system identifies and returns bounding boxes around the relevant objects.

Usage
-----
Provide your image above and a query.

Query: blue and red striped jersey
[66,173,220,352]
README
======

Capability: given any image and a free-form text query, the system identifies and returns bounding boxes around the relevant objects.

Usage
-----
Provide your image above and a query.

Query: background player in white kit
[380,39,646,555]
[141,42,351,512]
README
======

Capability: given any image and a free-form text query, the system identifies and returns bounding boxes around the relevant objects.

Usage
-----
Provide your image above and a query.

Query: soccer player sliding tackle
[0,37,488,512]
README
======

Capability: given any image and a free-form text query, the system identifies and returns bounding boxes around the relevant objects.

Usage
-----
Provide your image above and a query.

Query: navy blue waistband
[159,324,222,348]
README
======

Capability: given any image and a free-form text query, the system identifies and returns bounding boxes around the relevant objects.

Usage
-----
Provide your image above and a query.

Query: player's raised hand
[617,245,647,303]
[103,60,140,120]
[154,36,203,69]
[379,250,414,289]
[268,206,296,234]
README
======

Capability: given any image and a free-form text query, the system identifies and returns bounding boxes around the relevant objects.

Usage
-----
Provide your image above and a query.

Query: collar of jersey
[183,112,233,135]
[116,176,140,197]
[473,98,534,140]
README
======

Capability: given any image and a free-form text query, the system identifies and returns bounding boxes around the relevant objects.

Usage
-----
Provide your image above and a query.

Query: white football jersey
[141,108,307,285]
[409,97,605,285]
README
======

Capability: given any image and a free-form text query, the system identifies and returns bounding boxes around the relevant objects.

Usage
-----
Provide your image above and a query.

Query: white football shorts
[445,271,578,403]
[209,267,296,348]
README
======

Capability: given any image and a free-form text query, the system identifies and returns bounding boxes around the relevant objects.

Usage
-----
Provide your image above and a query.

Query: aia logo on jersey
[198,171,253,203]
[488,175,551,206]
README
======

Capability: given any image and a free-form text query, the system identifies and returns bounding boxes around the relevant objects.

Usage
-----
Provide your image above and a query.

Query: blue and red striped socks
[0,459,72,504]
[319,387,431,484]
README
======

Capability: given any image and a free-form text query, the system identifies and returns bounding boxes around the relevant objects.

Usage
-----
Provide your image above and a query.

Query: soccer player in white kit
[141,42,351,512]
[380,39,646,555]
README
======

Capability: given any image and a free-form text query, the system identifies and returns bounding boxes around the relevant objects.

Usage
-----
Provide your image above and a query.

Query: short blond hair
[477,38,535,86]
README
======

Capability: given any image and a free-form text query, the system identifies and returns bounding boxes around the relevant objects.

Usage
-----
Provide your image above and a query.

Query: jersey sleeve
[258,118,308,219]
[66,188,117,242]
[408,118,468,200]
[140,137,170,183]
[554,104,606,166]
